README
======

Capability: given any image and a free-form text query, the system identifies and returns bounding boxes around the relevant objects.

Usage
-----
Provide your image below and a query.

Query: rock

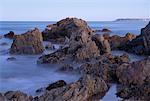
[109,33,135,50]
[116,57,150,85]
[4,31,15,39]
[37,75,108,101]
[141,22,150,55]
[45,42,55,50]
[116,79,150,100]
[42,17,92,43]
[4,91,32,101]
[7,57,16,61]
[101,28,111,32]
[46,80,67,91]
[10,28,44,54]
[0,93,7,101]
[36,88,45,94]
[37,47,68,64]
[92,34,111,54]
[119,22,150,55]
[0,42,8,46]
[58,64,74,72]
[38,18,100,63]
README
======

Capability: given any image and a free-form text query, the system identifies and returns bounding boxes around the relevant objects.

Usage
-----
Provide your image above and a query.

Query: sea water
[0,21,148,99]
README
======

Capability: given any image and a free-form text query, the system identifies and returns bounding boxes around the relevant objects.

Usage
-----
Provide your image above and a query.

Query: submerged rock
[0,42,8,46]
[58,64,74,72]
[10,28,44,54]
[4,31,15,39]
[7,57,16,61]
[101,28,111,32]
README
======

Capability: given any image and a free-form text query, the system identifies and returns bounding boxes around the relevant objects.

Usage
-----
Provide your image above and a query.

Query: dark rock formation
[109,33,136,50]
[101,28,111,32]
[4,31,15,39]
[7,57,16,61]
[116,79,150,100]
[36,75,108,101]
[46,80,67,91]
[92,34,111,54]
[120,22,150,55]
[0,91,33,101]
[10,28,44,54]
[38,18,100,63]
[116,56,150,85]
[42,17,92,43]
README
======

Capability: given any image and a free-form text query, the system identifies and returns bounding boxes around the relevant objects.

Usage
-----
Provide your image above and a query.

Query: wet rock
[10,28,44,54]
[38,18,100,63]
[4,31,15,39]
[0,42,8,46]
[101,28,111,32]
[58,64,74,72]
[116,57,150,85]
[4,91,32,101]
[36,88,45,94]
[37,75,108,101]
[120,22,150,55]
[7,57,16,61]
[92,34,111,54]
[45,42,55,50]
[46,80,67,91]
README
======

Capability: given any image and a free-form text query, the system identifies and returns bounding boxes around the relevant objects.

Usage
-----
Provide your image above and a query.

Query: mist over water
[0,21,148,99]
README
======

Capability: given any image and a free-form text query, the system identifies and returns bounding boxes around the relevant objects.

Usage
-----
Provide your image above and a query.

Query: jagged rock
[92,34,111,54]
[37,47,68,64]
[45,42,55,50]
[4,91,32,101]
[120,22,150,55]
[109,33,135,50]
[36,75,108,101]
[42,17,92,43]
[10,28,44,54]
[116,79,150,100]
[4,31,15,39]
[38,18,100,63]
[46,80,67,91]
[116,57,150,85]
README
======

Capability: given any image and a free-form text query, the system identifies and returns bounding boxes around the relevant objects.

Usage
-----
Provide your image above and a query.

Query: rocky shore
[0,18,150,101]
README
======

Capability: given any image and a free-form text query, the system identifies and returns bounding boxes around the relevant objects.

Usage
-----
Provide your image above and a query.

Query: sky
[0,0,149,21]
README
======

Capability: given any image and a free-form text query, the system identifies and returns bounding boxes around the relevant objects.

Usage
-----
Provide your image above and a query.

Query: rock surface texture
[38,18,100,63]
[120,22,150,55]
[4,31,15,39]
[10,28,44,54]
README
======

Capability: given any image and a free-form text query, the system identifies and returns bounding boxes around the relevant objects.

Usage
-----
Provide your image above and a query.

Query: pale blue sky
[0,0,149,21]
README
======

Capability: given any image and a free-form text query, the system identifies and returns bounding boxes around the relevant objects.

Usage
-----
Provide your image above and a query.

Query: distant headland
[115,18,150,21]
